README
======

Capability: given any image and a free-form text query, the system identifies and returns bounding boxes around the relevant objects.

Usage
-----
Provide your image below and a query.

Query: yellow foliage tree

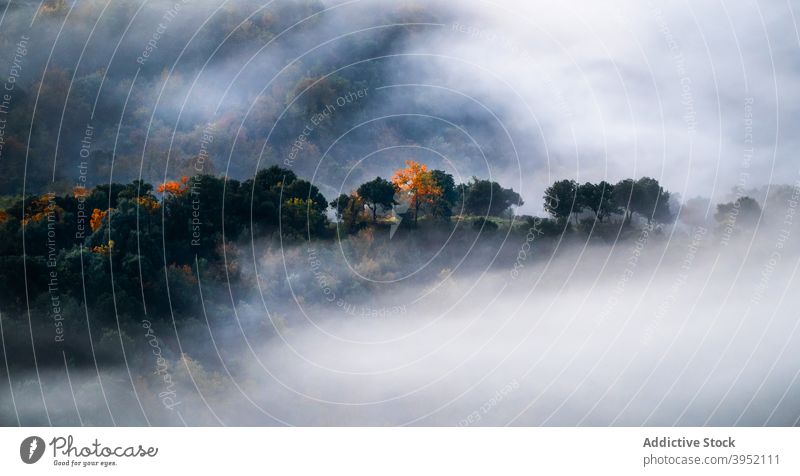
[136,195,161,212]
[91,240,114,255]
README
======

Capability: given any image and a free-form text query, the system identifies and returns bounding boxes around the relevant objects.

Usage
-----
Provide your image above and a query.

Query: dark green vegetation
[0,164,763,322]
[0,163,525,310]
[1,156,752,321]
[543,177,674,226]
[0,162,527,371]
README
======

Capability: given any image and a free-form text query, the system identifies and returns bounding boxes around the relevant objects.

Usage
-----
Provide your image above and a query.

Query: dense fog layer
[1,0,799,426]
[4,211,800,426]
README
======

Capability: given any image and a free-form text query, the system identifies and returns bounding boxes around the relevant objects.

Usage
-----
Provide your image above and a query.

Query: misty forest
[1,0,799,426]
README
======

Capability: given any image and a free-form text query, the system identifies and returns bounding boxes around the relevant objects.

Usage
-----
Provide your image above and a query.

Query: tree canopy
[357,177,396,222]
[545,176,674,226]
[459,178,523,217]
[391,160,443,226]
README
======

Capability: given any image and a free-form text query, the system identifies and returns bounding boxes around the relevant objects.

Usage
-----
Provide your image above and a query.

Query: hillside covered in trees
[1,153,789,425]
[1,0,799,428]
[0,154,770,333]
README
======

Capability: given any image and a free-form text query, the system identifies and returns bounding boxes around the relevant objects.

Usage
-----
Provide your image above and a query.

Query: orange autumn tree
[157,176,189,196]
[391,159,442,226]
[90,208,112,232]
[89,207,114,253]
[21,194,64,226]
[73,186,90,199]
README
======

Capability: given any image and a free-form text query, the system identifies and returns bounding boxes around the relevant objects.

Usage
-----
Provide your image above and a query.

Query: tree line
[0,161,524,317]
[0,158,769,323]
[542,177,675,226]
[332,159,523,232]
